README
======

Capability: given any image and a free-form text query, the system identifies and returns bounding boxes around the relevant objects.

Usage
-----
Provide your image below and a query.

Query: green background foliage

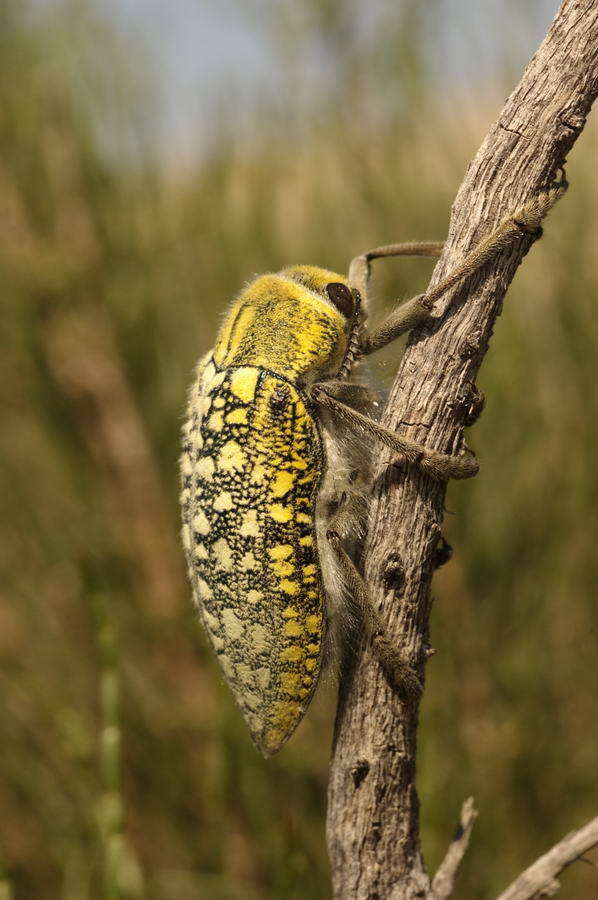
[1,1,596,897]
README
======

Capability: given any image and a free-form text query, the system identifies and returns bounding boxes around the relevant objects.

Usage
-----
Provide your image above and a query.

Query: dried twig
[431,797,478,900]
[496,815,598,900]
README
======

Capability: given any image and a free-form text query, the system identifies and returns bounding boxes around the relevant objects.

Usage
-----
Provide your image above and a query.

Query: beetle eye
[326,282,354,318]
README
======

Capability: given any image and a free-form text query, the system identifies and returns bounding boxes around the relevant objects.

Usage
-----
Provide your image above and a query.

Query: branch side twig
[430,797,478,900]
[496,815,598,900]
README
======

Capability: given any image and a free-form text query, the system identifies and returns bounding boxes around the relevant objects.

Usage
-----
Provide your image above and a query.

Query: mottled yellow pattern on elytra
[280,646,304,663]
[236,663,254,684]
[269,544,293,560]
[241,690,261,710]
[264,702,302,752]
[250,463,267,485]
[305,615,320,633]
[271,558,294,577]
[280,579,299,595]
[269,503,292,523]
[250,624,269,653]
[212,491,234,512]
[207,410,224,432]
[270,470,295,498]
[195,456,215,481]
[196,396,211,418]
[181,268,353,754]
[239,551,258,571]
[239,509,259,537]
[256,667,271,689]
[272,700,301,727]
[212,537,233,571]
[280,672,301,694]
[222,608,244,641]
[192,511,210,535]
[211,633,225,653]
[228,367,260,403]
[225,407,248,425]
[204,369,226,394]
[217,440,246,472]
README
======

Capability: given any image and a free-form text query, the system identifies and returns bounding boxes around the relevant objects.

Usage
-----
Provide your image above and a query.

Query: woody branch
[326,2,598,898]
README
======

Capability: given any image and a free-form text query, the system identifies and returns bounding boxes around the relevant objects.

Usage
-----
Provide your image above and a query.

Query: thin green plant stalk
[94,595,143,900]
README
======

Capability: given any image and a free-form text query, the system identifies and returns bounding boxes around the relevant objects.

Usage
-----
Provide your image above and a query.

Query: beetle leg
[351,176,566,358]
[347,242,442,356]
[360,293,434,356]
[348,241,443,309]
[315,380,379,408]
[324,505,422,702]
[311,385,478,481]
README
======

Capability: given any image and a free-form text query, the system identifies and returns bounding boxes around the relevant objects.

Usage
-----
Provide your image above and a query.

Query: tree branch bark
[326,2,598,898]
[430,797,478,900]
[496,815,598,900]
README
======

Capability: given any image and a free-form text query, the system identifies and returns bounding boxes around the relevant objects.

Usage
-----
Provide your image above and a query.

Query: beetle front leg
[349,175,567,359]
[348,242,443,356]
[348,241,444,302]
[359,293,434,356]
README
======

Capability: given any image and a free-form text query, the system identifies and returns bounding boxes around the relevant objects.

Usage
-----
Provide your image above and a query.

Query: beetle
[180,177,565,756]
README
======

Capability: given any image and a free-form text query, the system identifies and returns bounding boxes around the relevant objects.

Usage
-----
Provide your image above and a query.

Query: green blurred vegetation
[1,1,596,898]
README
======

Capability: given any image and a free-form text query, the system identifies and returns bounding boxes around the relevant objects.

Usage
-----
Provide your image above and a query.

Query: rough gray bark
[496,816,598,900]
[327,2,598,898]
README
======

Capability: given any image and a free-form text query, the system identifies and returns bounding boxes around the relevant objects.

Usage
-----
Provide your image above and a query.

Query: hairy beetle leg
[348,176,567,362]
[325,525,422,702]
[347,242,443,359]
[311,386,478,481]
[348,241,444,304]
